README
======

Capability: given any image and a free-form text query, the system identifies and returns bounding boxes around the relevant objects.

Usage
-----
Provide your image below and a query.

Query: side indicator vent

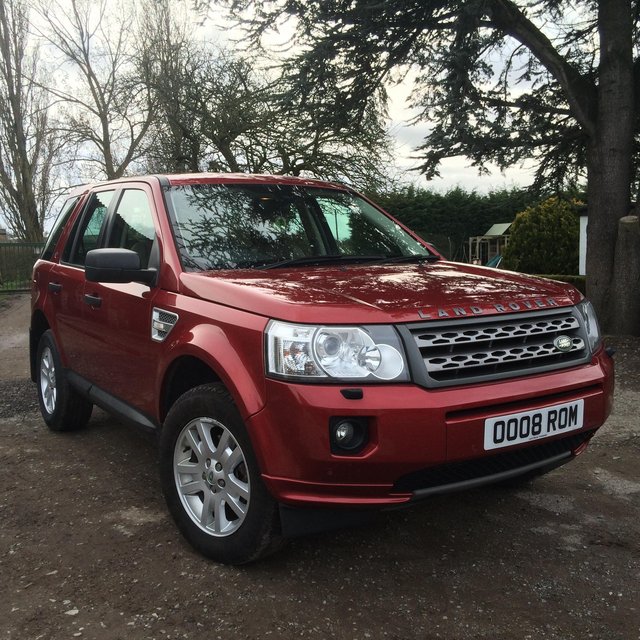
[152,308,179,342]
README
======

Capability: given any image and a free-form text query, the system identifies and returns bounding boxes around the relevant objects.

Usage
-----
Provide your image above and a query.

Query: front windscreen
[165,183,433,271]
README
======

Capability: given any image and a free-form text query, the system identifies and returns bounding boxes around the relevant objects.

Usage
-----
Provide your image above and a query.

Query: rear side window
[41,197,80,262]
[62,190,115,266]
[105,190,156,268]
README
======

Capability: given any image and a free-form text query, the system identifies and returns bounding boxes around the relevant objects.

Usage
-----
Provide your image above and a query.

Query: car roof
[67,173,350,196]
[163,173,347,190]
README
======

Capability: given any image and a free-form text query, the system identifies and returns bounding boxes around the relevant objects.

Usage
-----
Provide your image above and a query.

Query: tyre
[36,330,93,431]
[159,383,282,564]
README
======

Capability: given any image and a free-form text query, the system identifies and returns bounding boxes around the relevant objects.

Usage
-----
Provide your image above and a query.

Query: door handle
[84,293,102,308]
[48,282,62,293]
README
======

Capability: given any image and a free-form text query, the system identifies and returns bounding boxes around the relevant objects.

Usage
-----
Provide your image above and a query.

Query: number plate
[484,399,584,451]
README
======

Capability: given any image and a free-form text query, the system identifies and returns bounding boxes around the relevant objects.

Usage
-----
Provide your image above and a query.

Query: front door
[80,186,162,419]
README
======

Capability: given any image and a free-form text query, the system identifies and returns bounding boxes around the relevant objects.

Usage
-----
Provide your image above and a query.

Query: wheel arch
[159,347,266,425]
[160,355,220,422]
[158,317,267,426]
[30,310,50,382]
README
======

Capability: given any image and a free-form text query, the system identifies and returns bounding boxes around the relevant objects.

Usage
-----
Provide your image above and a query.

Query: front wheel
[159,384,282,564]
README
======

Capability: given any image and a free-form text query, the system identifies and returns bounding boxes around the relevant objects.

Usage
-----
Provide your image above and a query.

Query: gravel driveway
[1,293,638,640]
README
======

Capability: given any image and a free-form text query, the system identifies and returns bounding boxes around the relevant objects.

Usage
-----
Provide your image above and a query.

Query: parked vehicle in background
[30,174,614,564]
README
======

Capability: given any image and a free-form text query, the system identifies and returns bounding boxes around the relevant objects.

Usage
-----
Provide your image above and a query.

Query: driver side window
[62,191,115,266]
[105,190,156,269]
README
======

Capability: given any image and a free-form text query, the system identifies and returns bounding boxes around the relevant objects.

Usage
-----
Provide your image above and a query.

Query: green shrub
[503,197,580,275]
[372,186,538,260]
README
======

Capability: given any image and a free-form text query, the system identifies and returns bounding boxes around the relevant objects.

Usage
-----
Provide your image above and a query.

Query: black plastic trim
[67,371,159,431]
[393,430,594,494]
[279,505,377,537]
[340,388,364,400]
[408,453,571,500]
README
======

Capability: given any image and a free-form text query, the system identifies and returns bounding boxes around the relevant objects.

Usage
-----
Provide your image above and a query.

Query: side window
[105,190,156,268]
[41,196,79,261]
[62,190,115,266]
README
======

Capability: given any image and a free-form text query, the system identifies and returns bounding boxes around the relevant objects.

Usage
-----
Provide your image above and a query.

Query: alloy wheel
[40,346,57,415]
[173,417,251,537]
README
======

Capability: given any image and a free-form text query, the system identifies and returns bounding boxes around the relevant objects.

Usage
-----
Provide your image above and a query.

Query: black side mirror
[85,248,157,285]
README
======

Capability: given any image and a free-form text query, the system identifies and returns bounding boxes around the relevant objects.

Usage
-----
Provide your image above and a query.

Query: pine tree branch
[486,0,598,138]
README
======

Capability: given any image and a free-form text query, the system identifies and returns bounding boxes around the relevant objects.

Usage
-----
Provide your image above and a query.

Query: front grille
[393,430,594,493]
[405,308,590,387]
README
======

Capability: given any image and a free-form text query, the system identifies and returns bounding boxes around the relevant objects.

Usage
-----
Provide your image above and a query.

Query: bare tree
[35,0,155,180]
[136,0,204,173]
[138,0,391,190]
[0,0,62,242]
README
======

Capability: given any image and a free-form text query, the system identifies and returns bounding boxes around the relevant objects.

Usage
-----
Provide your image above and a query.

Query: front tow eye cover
[340,388,364,400]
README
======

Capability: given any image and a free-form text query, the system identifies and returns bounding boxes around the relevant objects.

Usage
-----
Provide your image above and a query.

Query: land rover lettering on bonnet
[30,173,614,564]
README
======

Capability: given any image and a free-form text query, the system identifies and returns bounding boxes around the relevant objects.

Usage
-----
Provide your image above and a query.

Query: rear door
[49,189,116,375]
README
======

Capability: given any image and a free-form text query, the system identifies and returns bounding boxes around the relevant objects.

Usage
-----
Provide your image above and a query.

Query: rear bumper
[248,349,614,507]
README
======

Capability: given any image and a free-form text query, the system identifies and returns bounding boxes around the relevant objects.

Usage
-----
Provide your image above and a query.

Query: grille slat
[407,309,589,387]
[413,316,579,348]
[425,336,585,373]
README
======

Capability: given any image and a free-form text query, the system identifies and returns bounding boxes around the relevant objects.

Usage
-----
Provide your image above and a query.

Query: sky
[386,90,537,193]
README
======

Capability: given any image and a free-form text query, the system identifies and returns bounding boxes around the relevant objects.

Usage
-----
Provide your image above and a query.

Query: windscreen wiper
[378,254,440,264]
[257,255,386,270]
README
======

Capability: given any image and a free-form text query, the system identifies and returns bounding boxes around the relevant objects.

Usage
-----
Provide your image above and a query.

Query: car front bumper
[247,348,614,507]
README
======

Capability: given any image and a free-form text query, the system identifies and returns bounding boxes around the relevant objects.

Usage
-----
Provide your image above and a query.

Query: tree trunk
[586,0,636,334]
[23,202,44,242]
[611,216,640,334]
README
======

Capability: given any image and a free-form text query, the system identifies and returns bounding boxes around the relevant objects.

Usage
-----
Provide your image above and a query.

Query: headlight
[577,300,602,352]
[266,321,409,382]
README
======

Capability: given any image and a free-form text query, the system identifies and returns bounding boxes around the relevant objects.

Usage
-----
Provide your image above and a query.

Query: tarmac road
[1,293,638,640]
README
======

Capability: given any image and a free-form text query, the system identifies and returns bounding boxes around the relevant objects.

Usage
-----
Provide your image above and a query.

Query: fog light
[330,417,368,454]
[335,422,355,443]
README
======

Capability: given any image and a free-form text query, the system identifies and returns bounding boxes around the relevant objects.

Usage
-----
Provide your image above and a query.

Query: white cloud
[386,78,536,193]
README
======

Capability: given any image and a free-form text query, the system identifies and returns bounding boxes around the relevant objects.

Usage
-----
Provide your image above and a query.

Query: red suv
[30,174,614,563]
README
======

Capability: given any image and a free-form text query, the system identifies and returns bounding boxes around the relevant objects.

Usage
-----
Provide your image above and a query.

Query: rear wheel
[36,330,93,431]
[159,383,282,564]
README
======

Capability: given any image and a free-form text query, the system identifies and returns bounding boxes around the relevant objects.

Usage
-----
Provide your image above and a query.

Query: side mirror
[85,248,157,285]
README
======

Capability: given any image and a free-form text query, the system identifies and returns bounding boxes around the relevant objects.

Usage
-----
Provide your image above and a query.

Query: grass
[0,278,30,292]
